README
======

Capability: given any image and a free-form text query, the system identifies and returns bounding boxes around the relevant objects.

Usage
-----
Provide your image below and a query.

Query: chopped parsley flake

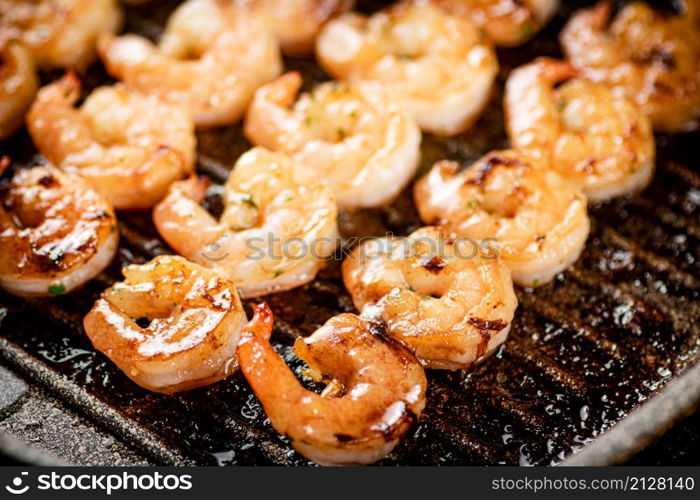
[48,283,66,295]
[242,195,257,208]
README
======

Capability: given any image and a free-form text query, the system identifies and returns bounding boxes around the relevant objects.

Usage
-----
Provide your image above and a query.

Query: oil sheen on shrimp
[430,0,559,47]
[505,57,655,202]
[238,302,427,465]
[0,41,37,140]
[0,0,122,70]
[98,0,282,128]
[342,226,517,370]
[561,1,700,132]
[316,1,498,136]
[26,73,196,210]
[0,161,118,298]
[244,72,421,210]
[83,256,246,394]
[414,150,590,287]
[153,147,338,299]
[236,0,354,56]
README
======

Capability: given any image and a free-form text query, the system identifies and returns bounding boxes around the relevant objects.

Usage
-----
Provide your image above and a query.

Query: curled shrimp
[561,1,700,132]
[98,0,281,128]
[237,0,353,56]
[342,226,517,370]
[505,58,655,202]
[430,0,559,47]
[244,72,421,210]
[316,1,498,136]
[414,150,590,287]
[0,160,118,298]
[0,41,37,140]
[153,147,338,299]
[238,302,427,465]
[84,255,245,394]
[26,73,196,210]
[0,0,122,70]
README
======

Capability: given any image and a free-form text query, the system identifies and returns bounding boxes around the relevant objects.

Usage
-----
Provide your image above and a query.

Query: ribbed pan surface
[0,0,698,465]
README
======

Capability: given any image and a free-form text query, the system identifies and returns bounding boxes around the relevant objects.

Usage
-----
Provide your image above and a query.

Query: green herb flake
[242,195,257,209]
[467,200,478,210]
[532,279,540,287]
[274,269,285,278]
[336,128,346,140]
[285,195,295,202]
[48,283,66,295]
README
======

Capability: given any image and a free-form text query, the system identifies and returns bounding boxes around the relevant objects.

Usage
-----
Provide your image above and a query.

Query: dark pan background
[0,0,699,465]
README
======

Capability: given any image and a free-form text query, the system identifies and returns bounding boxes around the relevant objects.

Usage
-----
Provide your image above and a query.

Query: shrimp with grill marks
[505,57,655,202]
[561,1,700,132]
[27,73,196,210]
[414,150,590,287]
[342,226,517,370]
[244,72,421,210]
[316,1,498,136]
[153,147,338,299]
[238,302,427,465]
[99,0,282,128]
[84,256,246,394]
[0,160,118,298]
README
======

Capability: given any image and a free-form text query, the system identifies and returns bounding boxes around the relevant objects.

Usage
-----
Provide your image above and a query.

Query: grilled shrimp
[414,150,589,287]
[26,73,196,210]
[505,58,655,202]
[237,0,354,56]
[0,41,37,140]
[98,0,282,128]
[84,256,245,394]
[342,226,517,370]
[561,1,700,132]
[238,303,427,465]
[0,0,122,70]
[0,161,118,298]
[430,0,559,47]
[244,72,421,210]
[153,148,338,299]
[316,1,498,136]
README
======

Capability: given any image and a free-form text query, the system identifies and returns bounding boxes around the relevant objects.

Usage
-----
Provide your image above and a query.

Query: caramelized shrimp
[238,303,427,465]
[0,0,122,70]
[153,148,338,299]
[430,0,559,47]
[342,226,517,370]
[316,1,498,136]
[26,73,195,210]
[0,161,118,297]
[414,150,590,287]
[0,41,37,140]
[237,0,354,56]
[99,0,282,128]
[84,256,245,394]
[244,72,421,210]
[561,1,700,132]
[505,58,655,202]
